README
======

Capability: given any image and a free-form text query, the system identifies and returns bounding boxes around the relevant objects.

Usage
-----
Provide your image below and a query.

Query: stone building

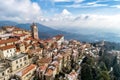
[31,23,39,40]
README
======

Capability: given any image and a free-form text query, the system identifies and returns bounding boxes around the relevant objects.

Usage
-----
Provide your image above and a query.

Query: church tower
[31,23,39,39]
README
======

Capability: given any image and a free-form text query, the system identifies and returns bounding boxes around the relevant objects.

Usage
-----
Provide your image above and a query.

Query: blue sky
[30,0,120,15]
[0,0,120,33]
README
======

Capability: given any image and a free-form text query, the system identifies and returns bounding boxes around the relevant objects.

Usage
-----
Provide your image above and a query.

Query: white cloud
[66,3,107,8]
[0,0,42,23]
[63,0,108,8]
[40,9,120,33]
[111,5,120,8]
[74,0,84,3]
[53,0,84,3]
[50,9,74,21]
[90,3,108,7]
[53,0,71,2]
[61,9,71,15]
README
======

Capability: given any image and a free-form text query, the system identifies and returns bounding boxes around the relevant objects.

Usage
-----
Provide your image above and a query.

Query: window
[7,70,9,73]
[16,66,19,69]
[20,64,22,67]
[2,72,4,76]
[20,59,22,62]
[24,57,27,61]
[24,62,27,65]
[16,60,18,64]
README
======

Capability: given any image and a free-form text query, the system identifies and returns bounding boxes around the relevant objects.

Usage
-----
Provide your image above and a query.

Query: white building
[0,45,16,58]
[6,53,29,73]
[0,60,11,80]
[53,35,64,46]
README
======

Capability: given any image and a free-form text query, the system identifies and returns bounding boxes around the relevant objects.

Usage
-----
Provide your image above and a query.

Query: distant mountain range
[0,20,120,43]
[0,21,91,41]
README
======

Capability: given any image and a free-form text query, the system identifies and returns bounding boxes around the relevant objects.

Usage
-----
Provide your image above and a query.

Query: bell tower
[31,23,39,39]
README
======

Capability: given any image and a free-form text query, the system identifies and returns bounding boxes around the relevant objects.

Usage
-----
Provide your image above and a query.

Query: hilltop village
[0,23,108,80]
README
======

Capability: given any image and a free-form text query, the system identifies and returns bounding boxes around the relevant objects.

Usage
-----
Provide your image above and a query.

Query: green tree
[98,71,110,80]
[99,61,107,71]
[100,56,111,70]
[113,64,120,77]
[99,49,103,56]
[82,56,94,66]
[81,63,93,80]
[112,56,117,66]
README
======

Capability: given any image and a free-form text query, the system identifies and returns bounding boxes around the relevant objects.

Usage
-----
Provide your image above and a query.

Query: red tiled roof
[24,37,33,41]
[44,38,53,43]
[13,27,24,31]
[36,48,42,52]
[22,64,36,76]
[39,65,47,72]
[13,33,27,37]
[38,57,52,63]
[0,38,18,44]
[45,69,53,76]
[0,45,16,50]
[54,35,64,41]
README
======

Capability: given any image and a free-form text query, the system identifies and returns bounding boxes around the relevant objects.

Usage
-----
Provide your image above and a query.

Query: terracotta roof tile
[39,65,47,72]
[38,57,52,64]
[0,38,18,44]
[13,33,27,37]
[13,27,24,31]
[0,45,16,50]
[22,64,36,76]
[16,64,36,77]
[45,69,53,76]
[54,35,64,41]
[44,38,53,43]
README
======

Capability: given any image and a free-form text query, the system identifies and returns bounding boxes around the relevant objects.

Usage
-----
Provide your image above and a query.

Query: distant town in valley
[0,23,119,80]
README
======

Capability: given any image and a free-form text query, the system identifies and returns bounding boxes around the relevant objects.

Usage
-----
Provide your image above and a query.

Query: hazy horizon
[0,0,120,35]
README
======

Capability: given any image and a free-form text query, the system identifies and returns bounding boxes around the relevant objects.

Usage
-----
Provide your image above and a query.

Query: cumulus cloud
[53,0,71,2]
[0,0,120,33]
[111,5,120,8]
[53,0,84,3]
[0,0,42,23]
[41,9,120,33]
[61,9,72,15]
